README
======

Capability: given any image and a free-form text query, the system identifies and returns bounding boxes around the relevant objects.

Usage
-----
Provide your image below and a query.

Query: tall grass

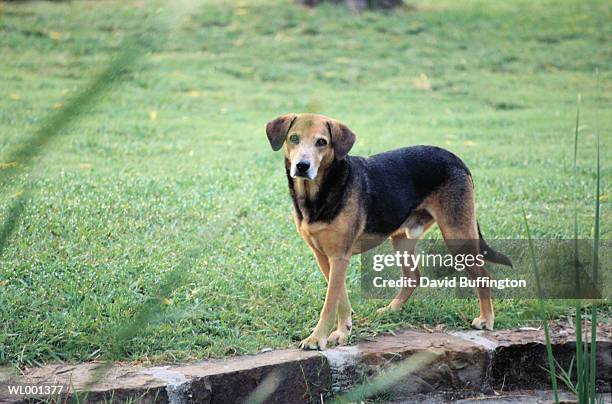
[521,207,559,403]
[572,103,601,404]
[589,134,600,403]
[573,94,586,402]
[522,100,602,404]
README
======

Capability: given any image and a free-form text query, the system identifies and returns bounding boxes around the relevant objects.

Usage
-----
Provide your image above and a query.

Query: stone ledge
[1,325,610,403]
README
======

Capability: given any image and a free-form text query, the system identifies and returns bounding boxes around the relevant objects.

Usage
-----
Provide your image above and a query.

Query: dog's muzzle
[296,161,310,176]
[291,160,317,180]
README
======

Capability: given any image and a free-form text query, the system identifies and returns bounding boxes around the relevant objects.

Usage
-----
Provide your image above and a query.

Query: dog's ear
[266,114,298,151]
[326,120,356,160]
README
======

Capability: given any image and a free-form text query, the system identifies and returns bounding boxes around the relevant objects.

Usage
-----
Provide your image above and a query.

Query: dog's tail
[478,222,513,267]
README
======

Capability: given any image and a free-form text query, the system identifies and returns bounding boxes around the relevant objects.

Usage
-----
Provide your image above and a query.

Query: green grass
[0,0,610,368]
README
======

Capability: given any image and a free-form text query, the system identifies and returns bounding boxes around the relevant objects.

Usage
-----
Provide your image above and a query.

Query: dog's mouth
[291,172,315,181]
[290,164,317,181]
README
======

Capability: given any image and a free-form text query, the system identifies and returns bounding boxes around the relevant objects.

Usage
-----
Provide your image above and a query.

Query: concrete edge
[1,325,610,403]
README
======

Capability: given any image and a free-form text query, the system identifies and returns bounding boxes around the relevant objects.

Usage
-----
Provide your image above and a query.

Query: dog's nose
[296,161,310,173]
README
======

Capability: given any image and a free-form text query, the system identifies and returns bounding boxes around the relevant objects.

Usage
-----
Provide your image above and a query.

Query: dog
[265,113,512,350]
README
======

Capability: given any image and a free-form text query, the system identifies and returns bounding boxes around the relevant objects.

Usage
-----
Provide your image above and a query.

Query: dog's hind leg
[425,175,495,330]
[445,235,494,330]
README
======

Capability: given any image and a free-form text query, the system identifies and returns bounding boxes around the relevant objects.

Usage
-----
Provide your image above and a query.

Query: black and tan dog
[266,113,512,350]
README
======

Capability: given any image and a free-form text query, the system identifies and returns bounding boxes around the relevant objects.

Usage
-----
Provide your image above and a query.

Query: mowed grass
[0,0,610,367]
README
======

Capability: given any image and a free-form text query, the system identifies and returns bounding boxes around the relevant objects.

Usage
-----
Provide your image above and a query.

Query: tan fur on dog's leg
[424,179,495,330]
[309,245,351,345]
[461,250,495,330]
[300,257,349,350]
[328,286,352,346]
[309,245,330,283]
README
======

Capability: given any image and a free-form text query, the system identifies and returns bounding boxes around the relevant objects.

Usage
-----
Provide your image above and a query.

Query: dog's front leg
[300,256,349,350]
[309,245,330,282]
[328,284,352,346]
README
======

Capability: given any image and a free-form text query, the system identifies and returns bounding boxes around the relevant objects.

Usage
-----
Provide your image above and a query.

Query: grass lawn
[0,0,610,368]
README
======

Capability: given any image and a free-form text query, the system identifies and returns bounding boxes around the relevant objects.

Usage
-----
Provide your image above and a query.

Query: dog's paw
[328,329,350,346]
[471,316,494,330]
[299,333,328,350]
[376,300,402,314]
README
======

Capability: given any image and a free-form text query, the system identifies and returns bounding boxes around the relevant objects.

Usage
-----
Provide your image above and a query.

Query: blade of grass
[589,305,597,402]
[589,133,601,403]
[332,351,439,403]
[0,192,26,257]
[572,95,584,402]
[558,356,578,395]
[592,133,600,285]
[576,303,584,401]
[573,94,581,167]
[243,370,283,404]
[572,94,580,278]
[521,207,559,403]
[573,94,581,166]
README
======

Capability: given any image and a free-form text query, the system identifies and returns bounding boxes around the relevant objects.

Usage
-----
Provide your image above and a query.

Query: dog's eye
[316,138,328,147]
[289,134,300,144]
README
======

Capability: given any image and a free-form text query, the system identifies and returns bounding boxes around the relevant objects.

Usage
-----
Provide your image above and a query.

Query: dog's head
[265,113,356,181]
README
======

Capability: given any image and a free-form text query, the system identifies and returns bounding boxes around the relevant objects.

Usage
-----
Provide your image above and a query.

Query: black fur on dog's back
[353,145,471,235]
